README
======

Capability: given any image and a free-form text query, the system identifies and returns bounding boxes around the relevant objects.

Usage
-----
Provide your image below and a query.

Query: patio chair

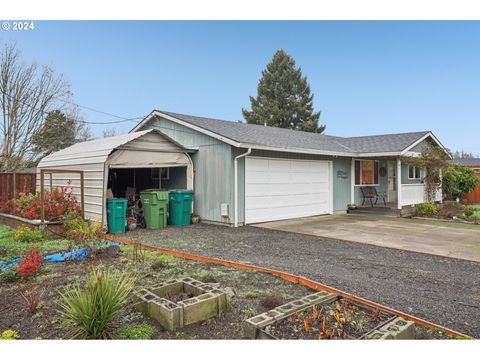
[360,186,387,207]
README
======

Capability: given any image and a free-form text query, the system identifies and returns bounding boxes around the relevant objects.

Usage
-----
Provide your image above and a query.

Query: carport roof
[132,110,448,157]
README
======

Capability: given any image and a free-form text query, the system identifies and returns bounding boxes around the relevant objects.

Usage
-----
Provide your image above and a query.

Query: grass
[0,225,73,261]
[116,323,156,340]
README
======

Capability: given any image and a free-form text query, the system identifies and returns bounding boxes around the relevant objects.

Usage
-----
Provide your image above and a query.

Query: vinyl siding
[139,116,233,224]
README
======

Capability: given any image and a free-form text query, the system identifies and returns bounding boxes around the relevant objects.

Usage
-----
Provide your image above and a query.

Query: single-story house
[452,158,480,203]
[37,110,450,226]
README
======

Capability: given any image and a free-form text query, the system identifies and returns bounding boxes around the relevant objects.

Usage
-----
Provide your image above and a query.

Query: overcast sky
[1,21,479,154]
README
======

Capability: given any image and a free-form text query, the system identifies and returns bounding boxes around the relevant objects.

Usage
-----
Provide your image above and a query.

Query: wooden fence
[0,172,36,203]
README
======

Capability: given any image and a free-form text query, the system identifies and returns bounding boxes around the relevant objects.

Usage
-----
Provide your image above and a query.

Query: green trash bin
[168,190,193,226]
[140,191,169,229]
[106,198,127,234]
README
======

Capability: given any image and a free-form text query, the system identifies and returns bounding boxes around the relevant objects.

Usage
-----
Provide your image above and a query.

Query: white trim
[407,165,421,180]
[133,111,242,148]
[401,132,452,159]
[234,148,251,227]
[350,158,355,204]
[397,158,402,210]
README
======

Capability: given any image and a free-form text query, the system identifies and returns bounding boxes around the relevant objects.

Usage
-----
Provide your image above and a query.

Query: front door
[387,161,397,203]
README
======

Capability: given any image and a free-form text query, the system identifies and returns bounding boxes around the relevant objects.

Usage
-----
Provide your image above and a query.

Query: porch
[350,157,442,213]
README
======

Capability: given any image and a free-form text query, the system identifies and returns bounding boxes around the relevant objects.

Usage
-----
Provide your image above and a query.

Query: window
[408,165,421,180]
[354,160,379,185]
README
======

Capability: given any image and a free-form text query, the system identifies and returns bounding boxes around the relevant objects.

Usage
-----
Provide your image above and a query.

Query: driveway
[257,214,480,263]
[123,223,480,337]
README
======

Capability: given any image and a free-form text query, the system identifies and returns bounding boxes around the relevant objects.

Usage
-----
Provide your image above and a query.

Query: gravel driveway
[123,224,480,337]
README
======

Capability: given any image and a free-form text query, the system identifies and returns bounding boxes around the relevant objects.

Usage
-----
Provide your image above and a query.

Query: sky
[1,21,479,154]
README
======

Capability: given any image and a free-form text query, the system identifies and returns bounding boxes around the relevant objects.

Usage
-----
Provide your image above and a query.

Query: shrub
[14,226,45,243]
[19,285,45,314]
[415,202,437,217]
[0,268,19,284]
[245,291,258,299]
[464,205,475,218]
[16,247,44,278]
[58,268,136,339]
[63,212,102,242]
[443,164,480,200]
[116,323,156,340]
[437,201,465,219]
[0,329,19,340]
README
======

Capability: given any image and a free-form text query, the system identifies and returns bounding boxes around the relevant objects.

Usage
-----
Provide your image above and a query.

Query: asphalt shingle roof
[154,110,432,155]
[452,158,480,166]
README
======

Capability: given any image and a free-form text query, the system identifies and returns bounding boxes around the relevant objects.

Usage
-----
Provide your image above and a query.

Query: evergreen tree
[31,110,91,161]
[242,50,325,133]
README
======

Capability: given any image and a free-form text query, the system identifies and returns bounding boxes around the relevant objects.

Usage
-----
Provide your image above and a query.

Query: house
[37,110,450,226]
[452,158,480,203]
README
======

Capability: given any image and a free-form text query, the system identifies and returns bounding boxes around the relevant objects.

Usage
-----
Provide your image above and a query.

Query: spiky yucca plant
[58,268,135,339]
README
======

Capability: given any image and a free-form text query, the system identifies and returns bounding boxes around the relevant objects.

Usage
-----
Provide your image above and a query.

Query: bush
[437,201,465,219]
[0,268,20,284]
[0,329,19,340]
[415,202,438,217]
[58,268,136,339]
[16,247,44,278]
[464,205,475,218]
[14,226,45,243]
[63,212,102,242]
[443,164,480,200]
[116,324,156,340]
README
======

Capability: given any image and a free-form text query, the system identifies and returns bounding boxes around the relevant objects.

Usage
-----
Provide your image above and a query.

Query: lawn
[0,225,73,261]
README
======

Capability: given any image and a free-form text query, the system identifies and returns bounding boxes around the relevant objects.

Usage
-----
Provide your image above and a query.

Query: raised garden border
[244,292,416,340]
[0,212,63,234]
[133,277,228,331]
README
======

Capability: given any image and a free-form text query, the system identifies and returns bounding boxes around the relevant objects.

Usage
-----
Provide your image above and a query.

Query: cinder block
[148,299,183,331]
[243,313,275,339]
[365,330,394,340]
[151,282,184,298]
[180,292,219,325]
[209,289,228,312]
[381,317,416,339]
[183,282,205,296]
[302,292,336,305]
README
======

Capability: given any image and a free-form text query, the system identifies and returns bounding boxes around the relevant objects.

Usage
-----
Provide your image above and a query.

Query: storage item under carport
[140,191,169,229]
[106,198,128,234]
[168,190,194,226]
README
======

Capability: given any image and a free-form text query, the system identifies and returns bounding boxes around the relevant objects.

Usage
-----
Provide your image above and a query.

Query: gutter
[234,148,251,227]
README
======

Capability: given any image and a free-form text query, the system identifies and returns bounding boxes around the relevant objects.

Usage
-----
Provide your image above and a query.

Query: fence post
[40,170,45,223]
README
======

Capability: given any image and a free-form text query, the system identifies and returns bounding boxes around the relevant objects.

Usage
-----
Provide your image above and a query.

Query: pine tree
[242,50,325,133]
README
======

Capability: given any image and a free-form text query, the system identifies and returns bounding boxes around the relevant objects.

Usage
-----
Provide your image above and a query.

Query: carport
[36,129,194,225]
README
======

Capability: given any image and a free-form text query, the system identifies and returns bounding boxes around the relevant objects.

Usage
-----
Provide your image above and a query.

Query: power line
[0,87,145,125]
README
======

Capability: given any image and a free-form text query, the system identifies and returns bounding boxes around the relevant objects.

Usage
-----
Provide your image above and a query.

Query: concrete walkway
[256,214,480,262]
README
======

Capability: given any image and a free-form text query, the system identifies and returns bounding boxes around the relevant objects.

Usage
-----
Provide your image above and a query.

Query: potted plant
[191,213,200,224]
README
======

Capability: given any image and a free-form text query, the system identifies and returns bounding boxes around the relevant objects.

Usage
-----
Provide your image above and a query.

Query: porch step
[347,206,401,216]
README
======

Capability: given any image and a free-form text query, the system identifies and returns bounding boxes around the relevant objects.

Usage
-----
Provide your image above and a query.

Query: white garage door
[245,157,333,224]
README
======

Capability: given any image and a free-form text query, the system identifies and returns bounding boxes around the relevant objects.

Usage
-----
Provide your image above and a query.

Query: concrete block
[183,282,206,296]
[148,299,183,331]
[180,292,219,326]
[365,330,394,340]
[209,289,228,312]
[380,317,416,339]
[243,313,275,339]
[302,292,336,305]
[151,282,184,298]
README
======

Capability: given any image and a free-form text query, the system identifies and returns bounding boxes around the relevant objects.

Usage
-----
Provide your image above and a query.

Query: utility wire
[0,87,145,125]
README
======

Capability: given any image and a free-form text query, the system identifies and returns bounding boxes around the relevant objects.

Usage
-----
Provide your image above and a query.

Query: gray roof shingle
[153,110,432,155]
[452,158,480,166]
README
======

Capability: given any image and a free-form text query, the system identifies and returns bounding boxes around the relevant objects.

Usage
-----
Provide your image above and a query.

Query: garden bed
[0,224,469,340]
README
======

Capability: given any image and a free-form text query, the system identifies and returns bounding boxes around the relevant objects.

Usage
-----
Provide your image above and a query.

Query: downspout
[234,148,251,227]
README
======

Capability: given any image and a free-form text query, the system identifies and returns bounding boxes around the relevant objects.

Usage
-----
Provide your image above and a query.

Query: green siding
[353,159,389,205]
[140,117,233,224]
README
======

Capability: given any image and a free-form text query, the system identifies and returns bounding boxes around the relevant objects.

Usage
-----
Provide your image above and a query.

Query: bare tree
[0,42,71,171]
[102,128,117,138]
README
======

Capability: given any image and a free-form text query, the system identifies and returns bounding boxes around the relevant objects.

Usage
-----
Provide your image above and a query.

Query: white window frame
[408,165,421,180]
[354,159,379,186]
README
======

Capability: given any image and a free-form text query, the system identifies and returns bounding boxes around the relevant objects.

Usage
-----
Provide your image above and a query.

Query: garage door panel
[245,157,332,224]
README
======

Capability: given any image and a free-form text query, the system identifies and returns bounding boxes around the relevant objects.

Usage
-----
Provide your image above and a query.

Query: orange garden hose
[104,233,470,338]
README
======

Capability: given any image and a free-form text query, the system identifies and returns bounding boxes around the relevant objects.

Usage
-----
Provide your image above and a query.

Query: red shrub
[16,248,44,278]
